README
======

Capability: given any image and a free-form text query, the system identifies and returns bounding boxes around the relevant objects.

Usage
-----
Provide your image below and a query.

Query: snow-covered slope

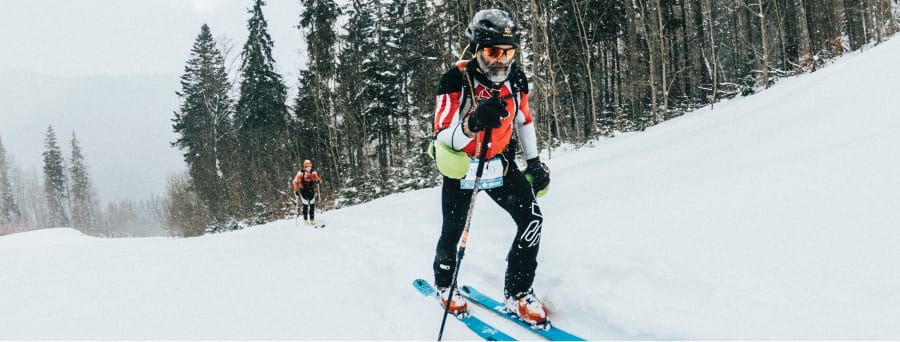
[3,36,900,340]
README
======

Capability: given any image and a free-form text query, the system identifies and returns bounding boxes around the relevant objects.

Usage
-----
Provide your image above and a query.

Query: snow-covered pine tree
[42,125,69,227]
[362,1,402,173]
[330,0,387,204]
[293,0,340,195]
[234,0,290,221]
[0,136,23,225]
[389,0,447,190]
[335,0,376,182]
[68,133,99,233]
[173,23,236,227]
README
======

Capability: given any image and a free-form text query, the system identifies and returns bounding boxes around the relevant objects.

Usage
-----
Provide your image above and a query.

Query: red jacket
[293,170,321,192]
[433,60,539,161]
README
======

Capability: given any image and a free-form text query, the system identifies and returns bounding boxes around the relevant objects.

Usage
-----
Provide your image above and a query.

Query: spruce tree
[234,0,290,219]
[331,0,383,203]
[390,0,447,189]
[335,0,377,180]
[173,23,236,226]
[342,0,402,173]
[0,136,22,225]
[291,70,326,165]
[369,0,404,170]
[42,125,69,227]
[294,0,341,190]
[68,133,99,232]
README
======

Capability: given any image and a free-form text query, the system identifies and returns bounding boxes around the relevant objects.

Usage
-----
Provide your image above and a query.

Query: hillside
[2,36,900,340]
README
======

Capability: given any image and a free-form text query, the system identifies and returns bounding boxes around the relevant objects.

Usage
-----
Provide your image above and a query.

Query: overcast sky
[0,1,309,204]
[0,0,306,79]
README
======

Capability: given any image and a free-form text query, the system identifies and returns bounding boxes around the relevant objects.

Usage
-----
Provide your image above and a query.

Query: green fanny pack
[428,140,550,198]
[427,140,470,179]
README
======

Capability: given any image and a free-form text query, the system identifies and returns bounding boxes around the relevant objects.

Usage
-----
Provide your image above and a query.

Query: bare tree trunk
[742,0,770,88]
[773,0,789,71]
[572,0,598,136]
[654,0,670,119]
[796,0,812,56]
[705,0,719,108]
[528,0,563,151]
[633,0,659,124]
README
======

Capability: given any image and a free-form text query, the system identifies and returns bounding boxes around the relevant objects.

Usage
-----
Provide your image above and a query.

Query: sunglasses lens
[483,47,515,58]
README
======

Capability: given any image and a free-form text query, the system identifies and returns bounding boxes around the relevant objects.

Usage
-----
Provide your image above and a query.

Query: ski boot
[506,291,551,330]
[438,286,469,318]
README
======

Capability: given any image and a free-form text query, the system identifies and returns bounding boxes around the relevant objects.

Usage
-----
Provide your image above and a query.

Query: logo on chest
[475,86,494,101]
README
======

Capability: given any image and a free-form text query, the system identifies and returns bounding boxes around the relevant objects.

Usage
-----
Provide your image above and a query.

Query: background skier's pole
[294,195,300,227]
[437,126,492,341]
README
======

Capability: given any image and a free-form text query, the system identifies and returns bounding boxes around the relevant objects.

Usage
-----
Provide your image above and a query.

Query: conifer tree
[292,70,327,165]
[335,0,378,180]
[42,125,69,227]
[173,23,236,225]
[234,0,291,218]
[390,0,446,189]
[355,1,401,170]
[294,0,341,190]
[371,0,406,169]
[330,0,388,203]
[0,136,22,225]
[300,0,340,81]
[68,133,99,232]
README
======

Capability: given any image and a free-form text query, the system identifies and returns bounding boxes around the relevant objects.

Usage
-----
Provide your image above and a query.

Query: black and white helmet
[465,9,519,47]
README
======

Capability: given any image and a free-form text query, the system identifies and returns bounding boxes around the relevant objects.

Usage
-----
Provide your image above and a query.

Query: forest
[2,0,897,236]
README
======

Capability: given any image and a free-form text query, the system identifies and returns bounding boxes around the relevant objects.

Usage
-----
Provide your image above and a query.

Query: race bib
[460,157,504,190]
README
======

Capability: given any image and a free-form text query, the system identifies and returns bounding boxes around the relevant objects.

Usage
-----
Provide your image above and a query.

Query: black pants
[433,159,543,299]
[299,191,316,220]
[302,203,315,220]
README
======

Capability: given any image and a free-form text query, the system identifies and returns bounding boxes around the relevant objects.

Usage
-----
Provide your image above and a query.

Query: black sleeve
[436,65,465,96]
[509,63,529,95]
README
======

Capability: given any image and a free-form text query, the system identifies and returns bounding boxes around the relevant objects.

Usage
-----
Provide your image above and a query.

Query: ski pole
[294,195,301,227]
[437,126,493,341]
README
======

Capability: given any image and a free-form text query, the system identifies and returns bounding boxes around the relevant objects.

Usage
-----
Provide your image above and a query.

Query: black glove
[525,158,550,193]
[467,94,507,133]
[294,190,301,197]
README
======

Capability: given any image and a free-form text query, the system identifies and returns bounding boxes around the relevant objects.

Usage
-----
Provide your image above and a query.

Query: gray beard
[477,55,513,84]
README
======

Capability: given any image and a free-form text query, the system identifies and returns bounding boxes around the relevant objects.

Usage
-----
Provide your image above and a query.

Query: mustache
[487,61,510,69]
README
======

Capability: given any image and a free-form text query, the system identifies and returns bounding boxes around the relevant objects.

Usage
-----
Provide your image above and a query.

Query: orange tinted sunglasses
[481,46,516,58]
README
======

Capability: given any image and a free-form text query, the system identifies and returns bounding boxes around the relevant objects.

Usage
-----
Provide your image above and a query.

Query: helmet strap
[459,43,479,61]
[458,42,471,61]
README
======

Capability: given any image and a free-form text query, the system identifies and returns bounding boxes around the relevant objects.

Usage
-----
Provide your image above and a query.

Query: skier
[430,9,551,328]
[292,160,322,225]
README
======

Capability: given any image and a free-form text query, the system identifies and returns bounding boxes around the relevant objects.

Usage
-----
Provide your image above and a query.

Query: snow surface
[3,36,900,340]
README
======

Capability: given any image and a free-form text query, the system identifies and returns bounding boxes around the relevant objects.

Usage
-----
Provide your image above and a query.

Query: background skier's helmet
[303,160,312,168]
[465,9,519,48]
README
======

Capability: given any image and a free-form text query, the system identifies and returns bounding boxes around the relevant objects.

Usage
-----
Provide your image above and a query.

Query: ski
[460,285,586,341]
[412,279,516,341]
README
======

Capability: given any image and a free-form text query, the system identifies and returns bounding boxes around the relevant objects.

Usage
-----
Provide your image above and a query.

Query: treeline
[170,0,898,236]
[0,128,167,237]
